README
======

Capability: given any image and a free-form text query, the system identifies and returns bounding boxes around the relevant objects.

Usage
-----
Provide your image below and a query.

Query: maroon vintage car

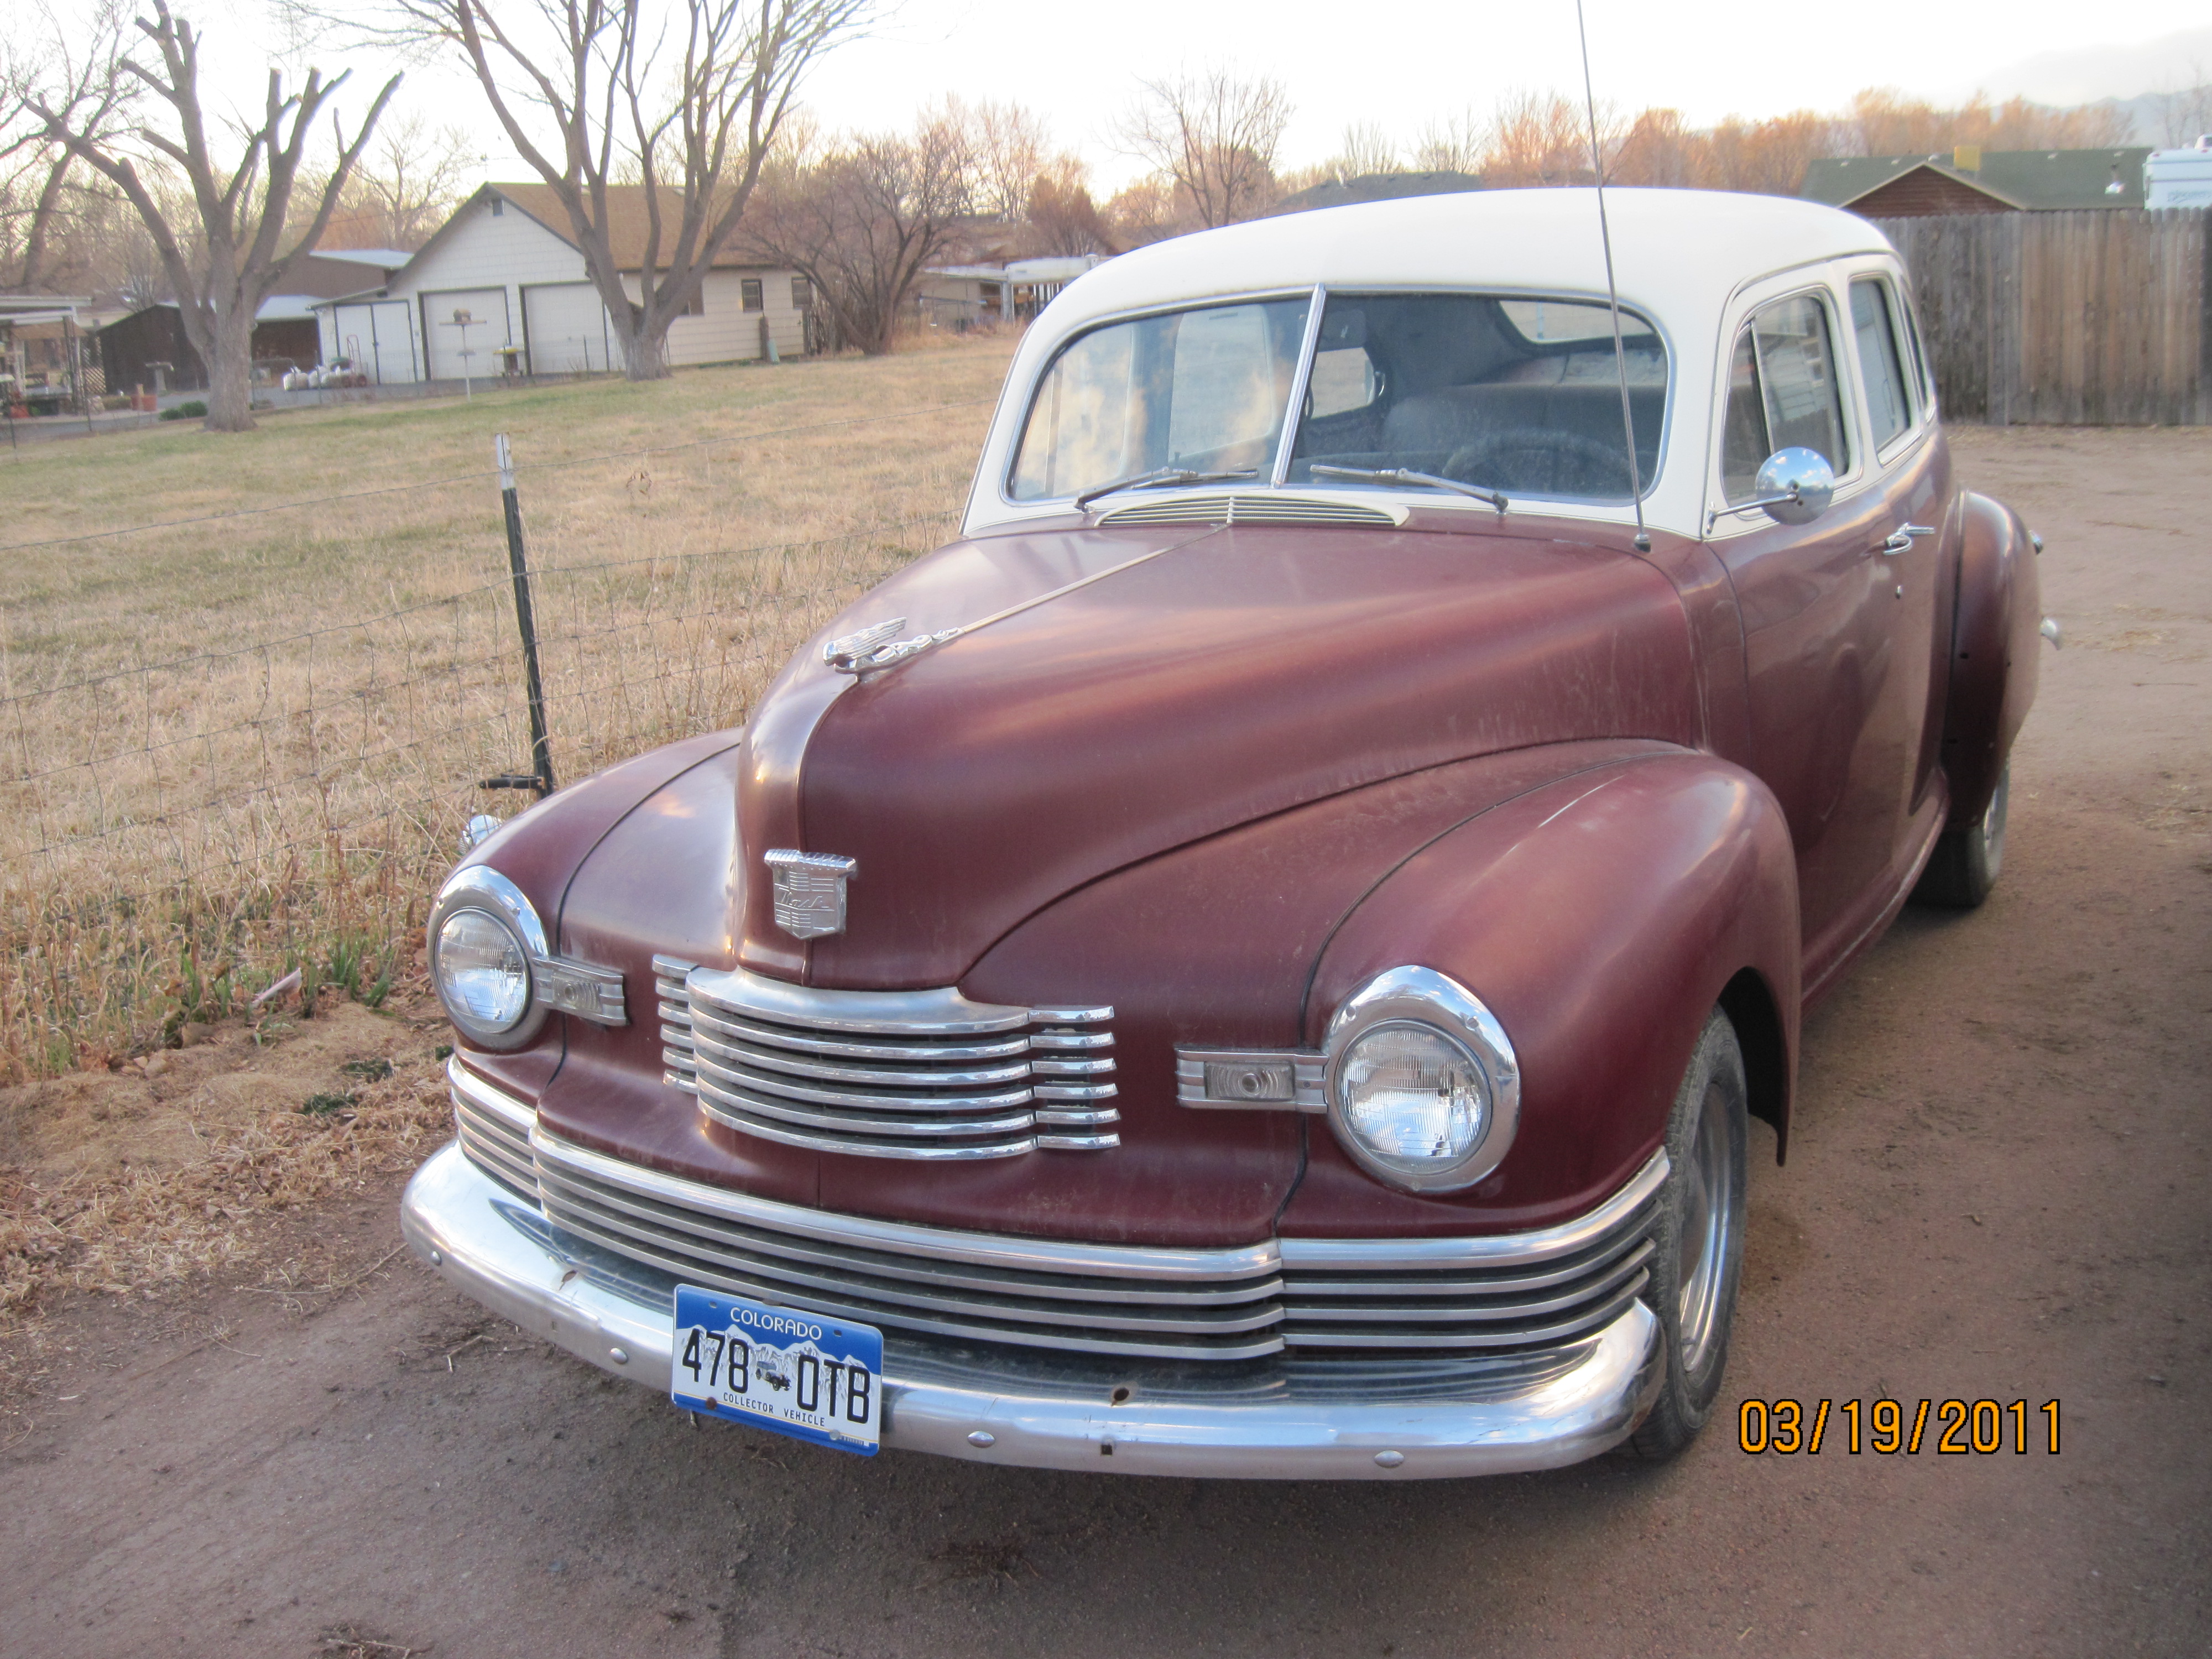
[403,189,2046,1477]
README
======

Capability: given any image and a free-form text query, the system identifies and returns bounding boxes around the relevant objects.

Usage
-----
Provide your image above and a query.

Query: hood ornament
[765,849,857,940]
[823,616,963,677]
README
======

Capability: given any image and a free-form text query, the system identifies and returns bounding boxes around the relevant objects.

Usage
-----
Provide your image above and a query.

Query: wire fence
[0,412,971,1078]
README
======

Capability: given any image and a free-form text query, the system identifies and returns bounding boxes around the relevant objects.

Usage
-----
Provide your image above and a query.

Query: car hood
[735,518,1702,989]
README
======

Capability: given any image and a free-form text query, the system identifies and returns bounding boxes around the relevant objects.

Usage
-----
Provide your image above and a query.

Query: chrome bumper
[401,1141,1665,1479]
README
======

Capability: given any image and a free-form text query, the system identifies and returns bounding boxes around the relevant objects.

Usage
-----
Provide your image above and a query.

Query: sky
[170,2,2212,194]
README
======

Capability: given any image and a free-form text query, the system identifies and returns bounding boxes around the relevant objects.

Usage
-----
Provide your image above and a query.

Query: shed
[313,184,812,384]
[1802,147,2152,218]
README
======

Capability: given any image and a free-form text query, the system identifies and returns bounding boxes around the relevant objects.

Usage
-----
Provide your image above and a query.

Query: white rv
[2145,138,2212,208]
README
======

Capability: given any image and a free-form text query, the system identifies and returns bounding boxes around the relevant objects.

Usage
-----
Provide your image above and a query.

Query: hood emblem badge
[823,616,963,678]
[765,849,857,940]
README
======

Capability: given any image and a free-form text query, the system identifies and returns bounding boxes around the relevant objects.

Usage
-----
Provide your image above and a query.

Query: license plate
[669,1285,883,1455]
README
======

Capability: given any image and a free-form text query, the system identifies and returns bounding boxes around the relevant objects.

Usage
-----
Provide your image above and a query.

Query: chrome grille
[531,1126,1285,1361]
[451,1064,536,1197]
[655,957,1117,1160]
[1275,1158,1665,1353]
[1099,492,1400,528]
[445,1061,1663,1366]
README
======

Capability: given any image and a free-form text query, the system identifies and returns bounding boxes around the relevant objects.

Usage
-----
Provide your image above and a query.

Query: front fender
[1284,753,1800,1239]
[1943,492,2042,826]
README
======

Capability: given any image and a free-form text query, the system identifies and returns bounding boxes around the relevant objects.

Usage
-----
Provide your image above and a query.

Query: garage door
[523,282,615,375]
[421,287,511,380]
[328,300,420,384]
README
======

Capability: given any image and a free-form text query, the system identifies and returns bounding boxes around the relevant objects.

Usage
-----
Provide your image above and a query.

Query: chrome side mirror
[460,813,504,857]
[1750,448,1835,525]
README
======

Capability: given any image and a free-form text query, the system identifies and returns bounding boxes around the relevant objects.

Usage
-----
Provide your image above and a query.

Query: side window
[1850,277,1912,450]
[1896,289,1935,412]
[1720,327,1768,503]
[1720,294,1851,504]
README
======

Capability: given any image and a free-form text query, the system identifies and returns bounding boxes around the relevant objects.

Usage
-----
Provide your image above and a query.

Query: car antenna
[1574,0,1651,554]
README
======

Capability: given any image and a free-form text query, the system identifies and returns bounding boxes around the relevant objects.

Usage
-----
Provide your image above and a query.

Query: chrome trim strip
[689,1004,1034,1063]
[695,1100,1037,1161]
[1279,1278,1649,1350]
[531,1127,1284,1282]
[693,1047,1037,1116]
[696,1077,1039,1139]
[691,1026,1034,1090]
[402,1143,1667,1479]
[691,963,1035,1036]
[1285,1244,1654,1325]
[1278,1152,1669,1270]
[531,1164,1283,1310]
[448,1056,536,1134]
[1272,284,1329,486]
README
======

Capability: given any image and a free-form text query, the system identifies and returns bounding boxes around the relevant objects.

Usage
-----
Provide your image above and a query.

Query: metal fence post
[492,432,556,796]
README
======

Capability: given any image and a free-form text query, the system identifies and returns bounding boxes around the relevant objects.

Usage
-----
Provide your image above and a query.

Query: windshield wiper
[1310,465,1507,514]
[1073,467,1259,511]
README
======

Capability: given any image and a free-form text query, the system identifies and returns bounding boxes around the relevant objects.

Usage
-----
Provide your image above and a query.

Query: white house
[313,184,811,384]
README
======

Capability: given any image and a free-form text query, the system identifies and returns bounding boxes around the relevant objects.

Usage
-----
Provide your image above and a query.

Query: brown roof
[489,182,766,270]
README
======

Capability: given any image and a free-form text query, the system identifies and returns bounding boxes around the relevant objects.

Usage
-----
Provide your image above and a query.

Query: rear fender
[1942,492,2042,826]
[1285,754,1800,1239]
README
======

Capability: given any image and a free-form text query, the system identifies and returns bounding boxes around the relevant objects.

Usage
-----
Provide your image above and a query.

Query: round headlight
[1322,966,1520,1193]
[1337,1022,1488,1170]
[435,907,531,1035]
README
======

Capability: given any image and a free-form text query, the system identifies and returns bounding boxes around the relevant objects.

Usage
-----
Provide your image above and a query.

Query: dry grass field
[0,333,1019,1084]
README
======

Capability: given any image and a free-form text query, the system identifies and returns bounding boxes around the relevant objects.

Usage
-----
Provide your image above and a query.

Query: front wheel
[1624,1008,1749,1460]
[1914,765,2010,909]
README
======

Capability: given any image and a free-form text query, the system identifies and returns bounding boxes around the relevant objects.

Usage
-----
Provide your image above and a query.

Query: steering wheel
[1446,429,1636,497]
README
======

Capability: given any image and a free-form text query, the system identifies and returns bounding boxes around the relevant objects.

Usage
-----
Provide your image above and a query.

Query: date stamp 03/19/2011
[1737,1399,2062,1456]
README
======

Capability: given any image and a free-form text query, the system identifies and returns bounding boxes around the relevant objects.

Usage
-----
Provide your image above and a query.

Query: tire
[1624,1008,1749,1460]
[1913,764,2010,909]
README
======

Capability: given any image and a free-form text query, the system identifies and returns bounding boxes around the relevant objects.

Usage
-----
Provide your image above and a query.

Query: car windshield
[1007,298,1312,502]
[1286,294,1665,503]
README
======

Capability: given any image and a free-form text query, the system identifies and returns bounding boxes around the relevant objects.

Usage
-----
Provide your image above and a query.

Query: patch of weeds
[341,1057,394,1082]
[315,1625,430,1658]
[300,1091,356,1117]
[434,1044,453,1061]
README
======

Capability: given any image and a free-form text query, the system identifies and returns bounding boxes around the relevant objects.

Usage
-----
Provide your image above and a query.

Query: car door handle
[1881,524,1936,556]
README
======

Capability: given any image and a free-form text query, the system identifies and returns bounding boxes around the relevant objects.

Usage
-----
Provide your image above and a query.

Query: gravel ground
[3,425,2207,1659]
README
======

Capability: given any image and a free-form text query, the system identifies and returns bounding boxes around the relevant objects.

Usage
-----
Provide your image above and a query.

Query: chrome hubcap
[1675,1079,1734,1374]
[1981,768,2010,880]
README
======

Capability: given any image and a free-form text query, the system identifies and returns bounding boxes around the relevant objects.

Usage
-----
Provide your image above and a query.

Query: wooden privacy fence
[1872,210,2211,425]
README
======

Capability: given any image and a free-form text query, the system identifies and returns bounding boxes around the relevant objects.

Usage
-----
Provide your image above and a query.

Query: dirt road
[4,426,2207,1659]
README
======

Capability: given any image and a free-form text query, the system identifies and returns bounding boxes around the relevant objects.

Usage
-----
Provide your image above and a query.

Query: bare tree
[1026,155,1108,255]
[1102,175,1179,247]
[330,112,479,248]
[1324,121,1398,182]
[2,0,137,292]
[957,96,1048,222]
[740,110,975,355]
[28,1,397,430]
[1115,69,1290,229]
[1410,113,1484,175]
[2152,65,2212,147]
[1482,91,1609,187]
[331,0,871,379]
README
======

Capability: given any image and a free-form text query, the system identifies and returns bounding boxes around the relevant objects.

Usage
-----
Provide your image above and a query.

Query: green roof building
[1801,147,2152,216]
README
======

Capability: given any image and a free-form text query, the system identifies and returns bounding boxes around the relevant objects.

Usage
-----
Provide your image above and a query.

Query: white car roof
[962,189,1901,540]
